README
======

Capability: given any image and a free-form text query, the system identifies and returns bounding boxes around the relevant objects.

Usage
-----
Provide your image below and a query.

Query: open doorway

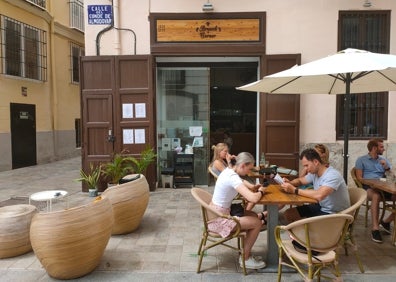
[209,64,258,156]
[156,60,258,187]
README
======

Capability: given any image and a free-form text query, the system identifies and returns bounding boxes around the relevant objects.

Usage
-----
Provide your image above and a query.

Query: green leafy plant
[130,146,157,174]
[76,163,101,190]
[102,152,134,184]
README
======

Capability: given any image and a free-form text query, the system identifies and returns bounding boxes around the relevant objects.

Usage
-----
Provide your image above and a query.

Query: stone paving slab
[1,157,396,281]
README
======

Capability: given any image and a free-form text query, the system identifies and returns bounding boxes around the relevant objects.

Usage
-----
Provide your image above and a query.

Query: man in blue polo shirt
[355,138,395,243]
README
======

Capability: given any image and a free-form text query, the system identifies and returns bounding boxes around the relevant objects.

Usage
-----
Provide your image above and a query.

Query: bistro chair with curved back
[207,165,219,182]
[190,187,247,275]
[351,167,389,227]
[339,187,367,273]
[275,213,354,282]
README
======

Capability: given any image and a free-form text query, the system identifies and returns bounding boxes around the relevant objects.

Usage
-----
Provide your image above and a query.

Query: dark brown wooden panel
[260,54,301,170]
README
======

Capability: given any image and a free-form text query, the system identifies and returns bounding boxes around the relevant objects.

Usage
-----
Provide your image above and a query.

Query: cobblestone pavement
[0,157,396,281]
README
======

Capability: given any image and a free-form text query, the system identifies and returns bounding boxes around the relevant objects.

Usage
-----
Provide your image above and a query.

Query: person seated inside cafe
[280,148,350,223]
[210,152,267,270]
[355,138,396,243]
[210,143,235,176]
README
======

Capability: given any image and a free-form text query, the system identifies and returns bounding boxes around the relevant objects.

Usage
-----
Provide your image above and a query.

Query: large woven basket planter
[30,197,113,280]
[102,174,149,235]
[0,204,37,258]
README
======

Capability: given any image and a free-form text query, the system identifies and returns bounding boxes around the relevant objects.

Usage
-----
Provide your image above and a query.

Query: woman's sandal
[258,212,267,225]
[258,212,267,232]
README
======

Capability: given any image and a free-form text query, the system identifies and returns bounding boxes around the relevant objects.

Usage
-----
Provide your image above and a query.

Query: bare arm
[236,183,265,204]
[281,182,333,202]
[213,159,226,173]
[355,168,364,182]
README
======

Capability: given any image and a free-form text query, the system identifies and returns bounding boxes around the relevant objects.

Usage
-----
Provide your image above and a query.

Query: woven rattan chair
[340,187,367,273]
[350,167,391,227]
[30,196,113,280]
[102,174,149,234]
[208,165,219,181]
[275,213,353,282]
[191,187,247,275]
[0,204,37,258]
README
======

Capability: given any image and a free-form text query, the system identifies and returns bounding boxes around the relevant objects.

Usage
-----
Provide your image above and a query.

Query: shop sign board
[156,18,260,42]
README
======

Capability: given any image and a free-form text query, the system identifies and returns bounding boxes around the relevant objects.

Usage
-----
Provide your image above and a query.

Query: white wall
[83,0,396,179]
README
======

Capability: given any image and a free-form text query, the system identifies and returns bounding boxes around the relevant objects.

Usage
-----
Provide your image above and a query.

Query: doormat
[0,196,46,210]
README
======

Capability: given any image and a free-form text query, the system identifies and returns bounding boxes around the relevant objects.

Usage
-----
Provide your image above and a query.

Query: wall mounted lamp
[202,0,214,12]
[363,0,372,8]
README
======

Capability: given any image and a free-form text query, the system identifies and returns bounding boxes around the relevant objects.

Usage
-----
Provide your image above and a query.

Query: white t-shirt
[211,167,243,208]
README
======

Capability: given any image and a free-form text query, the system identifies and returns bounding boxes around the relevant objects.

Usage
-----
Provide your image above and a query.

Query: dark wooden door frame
[260,54,301,170]
[80,55,155,191]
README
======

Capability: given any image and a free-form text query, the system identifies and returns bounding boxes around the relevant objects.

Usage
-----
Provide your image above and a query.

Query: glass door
[156,67,210,186]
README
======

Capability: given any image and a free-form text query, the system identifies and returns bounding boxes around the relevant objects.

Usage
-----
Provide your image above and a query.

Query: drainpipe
[113,0,120,55]
[95,0,137,55]
[48,4,58,159]
[96,0,114,55]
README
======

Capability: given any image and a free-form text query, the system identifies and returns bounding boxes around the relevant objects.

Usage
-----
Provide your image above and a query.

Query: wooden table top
[248,167,297,181]
[360,178,396,195]
[258,184,317,205]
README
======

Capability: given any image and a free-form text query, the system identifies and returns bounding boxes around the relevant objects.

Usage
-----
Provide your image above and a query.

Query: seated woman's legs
[239,211,262,260]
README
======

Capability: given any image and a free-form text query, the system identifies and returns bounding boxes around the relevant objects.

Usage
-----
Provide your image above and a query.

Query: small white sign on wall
[134,129,146,144]
[123,129,134,144]
[122,103,133,118]
[135,103,146,118]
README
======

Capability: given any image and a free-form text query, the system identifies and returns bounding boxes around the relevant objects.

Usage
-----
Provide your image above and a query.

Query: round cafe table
[29,190,68,212]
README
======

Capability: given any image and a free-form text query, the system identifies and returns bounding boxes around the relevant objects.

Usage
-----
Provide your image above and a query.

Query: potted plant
[102,152,134,186]
[76,163,101,197]
[130,146,157,174]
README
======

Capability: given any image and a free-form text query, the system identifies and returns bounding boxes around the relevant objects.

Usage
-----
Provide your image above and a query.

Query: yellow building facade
[0,0,84,171]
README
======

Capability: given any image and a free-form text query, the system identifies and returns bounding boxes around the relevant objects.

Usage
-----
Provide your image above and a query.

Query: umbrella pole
[343,74,352,184]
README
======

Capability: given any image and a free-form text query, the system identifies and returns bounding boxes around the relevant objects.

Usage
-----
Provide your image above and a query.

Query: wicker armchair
[191,188,247,275]
[339,187,367,273]
[275,213,353,282]
[30,197,113,279]
[0,204,37,258]
[101,174,149,234]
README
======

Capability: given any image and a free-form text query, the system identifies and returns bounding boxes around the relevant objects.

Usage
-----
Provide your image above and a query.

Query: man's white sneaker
[239,256,266,269]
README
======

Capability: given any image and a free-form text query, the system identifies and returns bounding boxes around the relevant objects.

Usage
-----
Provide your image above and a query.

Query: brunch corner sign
[156,18,260,42]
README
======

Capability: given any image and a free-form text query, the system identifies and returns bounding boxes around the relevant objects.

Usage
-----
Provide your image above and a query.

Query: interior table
[360,178,396,245]
[257,184,317,272]
[29,190,68,212]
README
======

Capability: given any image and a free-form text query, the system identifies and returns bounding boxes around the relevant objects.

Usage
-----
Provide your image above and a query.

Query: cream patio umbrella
[237,48,396,182]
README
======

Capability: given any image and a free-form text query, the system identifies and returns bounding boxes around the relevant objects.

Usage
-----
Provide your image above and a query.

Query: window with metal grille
[25,0,46,9]
[0,15,47,81]
[70,0,84,32]
[337,11,390,140]
[70,42,84,83]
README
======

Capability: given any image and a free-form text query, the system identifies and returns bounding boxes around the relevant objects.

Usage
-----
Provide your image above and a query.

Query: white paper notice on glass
[135,103,146,118]
[123,129,134,144]
[192,137,203,147]
[273,173,284,185]
[189,126,202,137]
[134,129,146,144]
[122,103,133,119]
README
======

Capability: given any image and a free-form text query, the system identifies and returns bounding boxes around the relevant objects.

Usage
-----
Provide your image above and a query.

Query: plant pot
[88,189,98,197]
[30,197,113,279]
[0,204,37,258]
[101,174,149,234]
